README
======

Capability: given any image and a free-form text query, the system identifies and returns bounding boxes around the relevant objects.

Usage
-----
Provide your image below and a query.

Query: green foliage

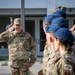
[0,57,8,61]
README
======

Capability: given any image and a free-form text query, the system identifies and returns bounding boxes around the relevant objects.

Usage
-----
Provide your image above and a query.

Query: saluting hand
[8,25,15,32]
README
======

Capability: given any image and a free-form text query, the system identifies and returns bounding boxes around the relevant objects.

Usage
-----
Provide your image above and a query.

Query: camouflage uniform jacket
[0,30,36,69]
[42,42,53,75]
[48,51,75,75]
[47,50,60,75]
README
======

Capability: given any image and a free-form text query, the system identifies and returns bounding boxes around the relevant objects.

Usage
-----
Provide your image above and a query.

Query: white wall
[0,0,21,8]
[0,0,75,8]
[56,0,75,8]
[0,0,75,15]
[25,0,47,8]
[0,0,46,8]
[47,0,75,15]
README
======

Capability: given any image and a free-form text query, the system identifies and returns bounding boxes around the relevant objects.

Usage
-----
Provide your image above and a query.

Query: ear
[49,37,53,42]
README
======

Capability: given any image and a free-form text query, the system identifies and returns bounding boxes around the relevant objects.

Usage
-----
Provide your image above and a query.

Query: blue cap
[45,24,60,33]
[53,10,67,18]
[52,17,69,28]
[43,14,59,23]
[45,17,69,33]
[54,28,75,42]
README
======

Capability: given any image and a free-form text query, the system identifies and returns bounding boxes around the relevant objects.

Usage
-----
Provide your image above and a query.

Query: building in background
[0,0,75,56]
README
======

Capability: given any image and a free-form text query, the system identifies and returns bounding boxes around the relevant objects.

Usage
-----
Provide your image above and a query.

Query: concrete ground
[0,57,43,75]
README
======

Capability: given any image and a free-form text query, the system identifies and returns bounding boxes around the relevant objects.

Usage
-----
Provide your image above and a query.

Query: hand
[70,25,75,31]
[8,25,15,32]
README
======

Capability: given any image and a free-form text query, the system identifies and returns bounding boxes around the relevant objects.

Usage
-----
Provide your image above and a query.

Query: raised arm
[0,25,15,42]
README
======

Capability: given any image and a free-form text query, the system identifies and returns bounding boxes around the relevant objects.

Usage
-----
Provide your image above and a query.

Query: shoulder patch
[64,64,72,71]
[64,64,73,75]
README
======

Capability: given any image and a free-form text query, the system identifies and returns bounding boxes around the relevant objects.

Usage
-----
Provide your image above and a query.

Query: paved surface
[0,57,43,75]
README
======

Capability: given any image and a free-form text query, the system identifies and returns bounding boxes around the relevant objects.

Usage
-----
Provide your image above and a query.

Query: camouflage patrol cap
[14,18,21,25]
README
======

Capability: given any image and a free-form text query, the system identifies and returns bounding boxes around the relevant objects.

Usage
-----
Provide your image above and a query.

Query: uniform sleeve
[63,64,74,75]
[0,30,10,42]
[29,35,37,67]
[58,58,75,75]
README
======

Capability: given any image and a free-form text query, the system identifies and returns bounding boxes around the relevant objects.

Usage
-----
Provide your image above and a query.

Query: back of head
[45,24,60,33]
[52,17,69,28]
[43,14,59,25]
[54,28,75,42]
[54,28,75,50]
[43,15,52,25]
[53,10,67,19]
[57,6,66,11]
[45,17,69,33]
[50,6,66,14]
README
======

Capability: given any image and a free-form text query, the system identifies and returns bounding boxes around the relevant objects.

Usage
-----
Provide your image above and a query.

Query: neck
[15,30,22,34]
[59,45,67,56]
[50,43,57,52]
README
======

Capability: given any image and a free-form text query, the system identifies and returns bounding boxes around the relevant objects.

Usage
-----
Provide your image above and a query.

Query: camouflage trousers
[10,67,33,75]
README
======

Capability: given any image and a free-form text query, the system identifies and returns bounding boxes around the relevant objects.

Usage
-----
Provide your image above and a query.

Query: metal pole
[56,0,57,8]
[21,0,25,31]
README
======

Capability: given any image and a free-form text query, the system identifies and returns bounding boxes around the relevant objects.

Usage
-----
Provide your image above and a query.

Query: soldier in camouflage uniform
[45,17,69,75]
[41,7,67,75]
[0,18,36,75]
[42,14,59,75]
[46,25,75,75]
[43,16,68,75]
[53,28,75,75]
